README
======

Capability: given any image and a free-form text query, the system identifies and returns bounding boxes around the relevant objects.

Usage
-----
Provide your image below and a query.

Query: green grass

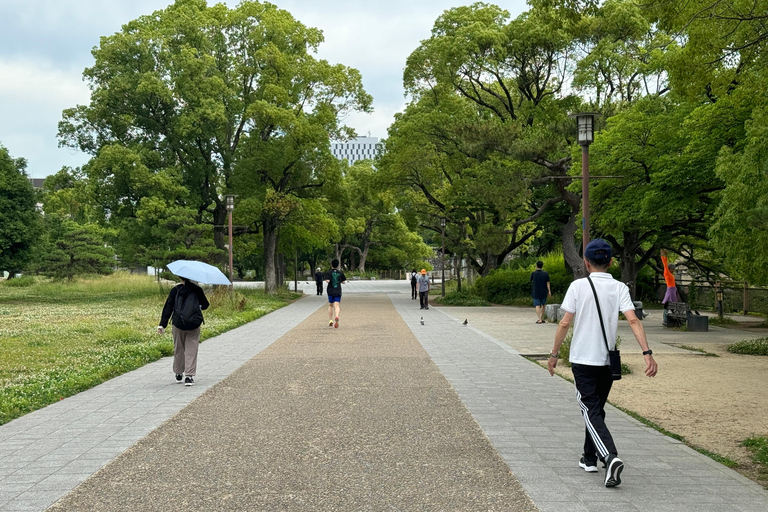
[708,316,739,326]
[743,436,768,477]
[727,337,768,356]
[0,273,298,425]
[675,345,720,357]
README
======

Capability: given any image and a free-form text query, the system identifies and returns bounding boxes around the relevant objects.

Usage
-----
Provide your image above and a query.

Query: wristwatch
[549,352,559,359]
[642,350,653,355]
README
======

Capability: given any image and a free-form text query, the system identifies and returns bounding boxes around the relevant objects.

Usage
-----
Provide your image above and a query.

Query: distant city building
[331,136,381,164]
[29,178,45,189]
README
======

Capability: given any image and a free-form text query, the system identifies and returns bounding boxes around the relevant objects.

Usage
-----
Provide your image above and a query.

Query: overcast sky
[0,0,528,178]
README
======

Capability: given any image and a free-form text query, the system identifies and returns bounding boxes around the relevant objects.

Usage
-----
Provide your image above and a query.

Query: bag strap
[586,276,611,353]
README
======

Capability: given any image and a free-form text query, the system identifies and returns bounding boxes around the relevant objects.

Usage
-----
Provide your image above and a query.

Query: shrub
[2,275,36,287]
[475,251,573,304]
[432,290,491,306]
[727,337,768,356]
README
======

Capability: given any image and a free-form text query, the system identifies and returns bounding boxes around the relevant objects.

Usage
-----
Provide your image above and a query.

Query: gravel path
[49,295,536,511]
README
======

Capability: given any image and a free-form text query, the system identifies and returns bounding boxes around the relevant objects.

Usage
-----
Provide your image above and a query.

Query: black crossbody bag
[587,276,622,380]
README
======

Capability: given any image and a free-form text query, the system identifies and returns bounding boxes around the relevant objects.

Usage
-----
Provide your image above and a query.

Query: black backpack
[173,287,204,330]
[411,273,417,285]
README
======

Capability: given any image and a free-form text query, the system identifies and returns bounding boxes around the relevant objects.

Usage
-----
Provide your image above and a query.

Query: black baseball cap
[584,239,612,263]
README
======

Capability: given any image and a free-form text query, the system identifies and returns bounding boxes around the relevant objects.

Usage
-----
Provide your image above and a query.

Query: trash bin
[687,314,708,332]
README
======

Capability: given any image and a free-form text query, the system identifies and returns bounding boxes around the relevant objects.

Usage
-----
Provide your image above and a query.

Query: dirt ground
[548,331,768,486]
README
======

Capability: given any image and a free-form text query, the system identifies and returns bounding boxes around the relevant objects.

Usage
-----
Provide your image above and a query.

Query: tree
[43,220,115,281]
[42,167,98,224]
[0,144,41,275]
[710,106,768,283]
[59,0,371,292]
[586,96,727,296]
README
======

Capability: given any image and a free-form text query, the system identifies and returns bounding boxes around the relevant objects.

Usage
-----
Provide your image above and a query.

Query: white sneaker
[605,457,624,487]
[579,456,598,473]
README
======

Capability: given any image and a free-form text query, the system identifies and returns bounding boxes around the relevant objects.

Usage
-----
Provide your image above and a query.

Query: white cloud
[0,59,90,107]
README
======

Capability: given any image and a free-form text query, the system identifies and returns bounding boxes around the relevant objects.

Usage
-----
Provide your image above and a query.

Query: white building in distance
[331,136,381,164]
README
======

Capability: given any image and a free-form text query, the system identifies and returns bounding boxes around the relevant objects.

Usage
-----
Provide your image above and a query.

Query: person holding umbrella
[157,260,228,385]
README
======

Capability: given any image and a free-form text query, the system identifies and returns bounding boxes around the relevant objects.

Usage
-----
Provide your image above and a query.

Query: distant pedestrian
[157,277,210,386]
[660,249,680,306]
[548,239,657,488]
[314,267,324,296]
[530,261,551,324]
[417,269,430,310]
[410,269,418,300]
[325,259,347,328]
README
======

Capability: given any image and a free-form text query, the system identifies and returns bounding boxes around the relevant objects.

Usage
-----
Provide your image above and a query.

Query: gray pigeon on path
[420,317,424,325]
[462,319,468,326]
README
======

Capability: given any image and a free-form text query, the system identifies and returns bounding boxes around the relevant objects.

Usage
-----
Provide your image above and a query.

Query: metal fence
[683,281,768,316]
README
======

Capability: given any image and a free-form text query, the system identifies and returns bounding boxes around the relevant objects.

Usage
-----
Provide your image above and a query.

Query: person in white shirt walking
[548,239,658,488]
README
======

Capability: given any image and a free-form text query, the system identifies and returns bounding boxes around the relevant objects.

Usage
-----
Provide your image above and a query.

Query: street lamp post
[570,113,598,254]
[225,195,236,291]
[441,218,446,297]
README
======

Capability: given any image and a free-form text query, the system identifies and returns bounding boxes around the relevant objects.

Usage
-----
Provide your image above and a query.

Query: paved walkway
[0,281,766,511]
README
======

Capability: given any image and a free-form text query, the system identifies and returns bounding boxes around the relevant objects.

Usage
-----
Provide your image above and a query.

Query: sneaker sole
[334,317,339,329]
[579,462,598,473]
[605,460,624,487]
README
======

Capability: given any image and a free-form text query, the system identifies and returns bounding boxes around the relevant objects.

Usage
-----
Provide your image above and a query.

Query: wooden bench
[664,302,690,327]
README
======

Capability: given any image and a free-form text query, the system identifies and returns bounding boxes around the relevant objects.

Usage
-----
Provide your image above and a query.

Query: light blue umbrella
[167,260,231,286]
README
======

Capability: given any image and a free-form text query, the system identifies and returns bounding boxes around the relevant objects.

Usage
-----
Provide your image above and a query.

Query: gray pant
[172,325,200,376]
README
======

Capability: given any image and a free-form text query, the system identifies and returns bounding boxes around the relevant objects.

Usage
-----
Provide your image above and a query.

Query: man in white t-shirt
[548,239,658,488]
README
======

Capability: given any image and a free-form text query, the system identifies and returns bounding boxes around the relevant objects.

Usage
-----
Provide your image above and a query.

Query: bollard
[633,301,644,320]
[545,304,561,323]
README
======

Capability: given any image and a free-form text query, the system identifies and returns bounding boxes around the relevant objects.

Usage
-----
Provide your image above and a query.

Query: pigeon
[462,319,468,326]
[420,317,424,325]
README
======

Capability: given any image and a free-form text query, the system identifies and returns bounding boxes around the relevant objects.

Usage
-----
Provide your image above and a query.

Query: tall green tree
[380,92,544,276]
[710,106,768,283]
[0,145,41,276]
[59,0,371,293]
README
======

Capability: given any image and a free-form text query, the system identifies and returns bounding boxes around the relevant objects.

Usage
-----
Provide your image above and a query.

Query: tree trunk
[213,202,228,257]
[263,220,278,293]
[620,253,638,300]
[456,252,463,293]
[562,210,586,278]
[358,244,370,273]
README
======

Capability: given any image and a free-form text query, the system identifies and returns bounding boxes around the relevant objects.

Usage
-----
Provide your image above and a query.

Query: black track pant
[572,363,617,464]
[316,281,323,295]
[419,291,429,308]
[411,283,417,299]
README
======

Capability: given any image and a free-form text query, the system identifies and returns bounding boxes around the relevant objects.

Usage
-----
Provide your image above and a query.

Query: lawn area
[0,273,299,425]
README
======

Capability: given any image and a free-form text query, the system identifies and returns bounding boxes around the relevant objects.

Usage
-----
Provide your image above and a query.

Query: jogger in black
[548,239,657,488]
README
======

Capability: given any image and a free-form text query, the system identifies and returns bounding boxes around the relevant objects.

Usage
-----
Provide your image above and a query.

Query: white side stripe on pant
[576,388,610,459]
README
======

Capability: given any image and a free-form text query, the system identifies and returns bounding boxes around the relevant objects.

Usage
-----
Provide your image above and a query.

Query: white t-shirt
[560,272,635,366]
